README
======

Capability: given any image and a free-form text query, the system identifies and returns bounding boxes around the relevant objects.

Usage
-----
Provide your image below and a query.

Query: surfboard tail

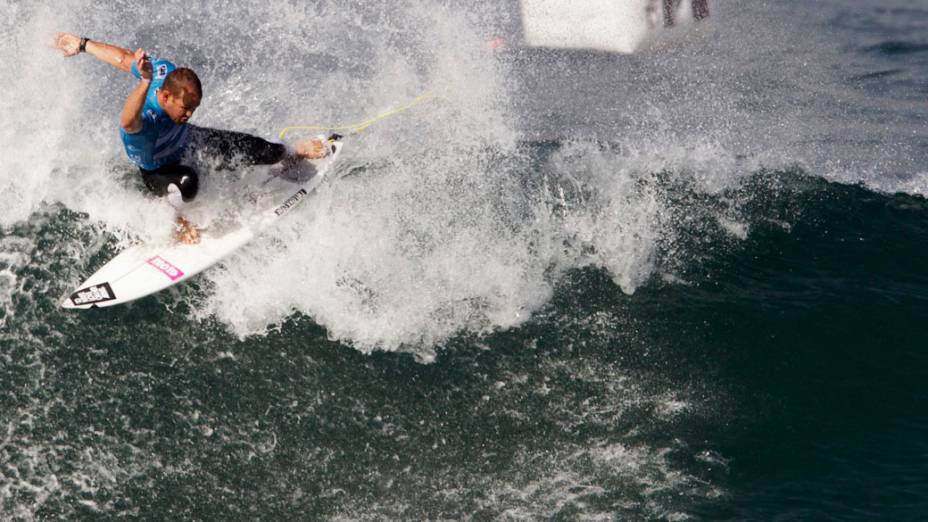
[62,282,119,309]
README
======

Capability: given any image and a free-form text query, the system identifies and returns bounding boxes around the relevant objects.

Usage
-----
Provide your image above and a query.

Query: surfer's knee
[140,164,200,202]
[174,171,199,202]
[164,168,199,208]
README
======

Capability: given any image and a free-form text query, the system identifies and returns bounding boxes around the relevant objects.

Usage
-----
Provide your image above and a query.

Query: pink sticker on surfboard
[147,256,185,281]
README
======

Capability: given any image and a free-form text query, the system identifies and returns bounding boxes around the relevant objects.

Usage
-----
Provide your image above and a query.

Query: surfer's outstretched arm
[120,50,153,134]
[53,33,136,74]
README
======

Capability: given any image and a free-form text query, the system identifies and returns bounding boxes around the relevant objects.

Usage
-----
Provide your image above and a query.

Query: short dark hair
[163,68,202,99]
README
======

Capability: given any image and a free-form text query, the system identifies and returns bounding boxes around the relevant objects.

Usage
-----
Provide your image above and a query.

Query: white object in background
[520,0,658,54]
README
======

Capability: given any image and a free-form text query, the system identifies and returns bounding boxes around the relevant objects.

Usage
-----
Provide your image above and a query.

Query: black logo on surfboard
[274,188,308,217]
[69,282,116,306]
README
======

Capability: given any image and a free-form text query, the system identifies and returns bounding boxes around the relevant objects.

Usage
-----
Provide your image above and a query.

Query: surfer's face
[158,88,201,124]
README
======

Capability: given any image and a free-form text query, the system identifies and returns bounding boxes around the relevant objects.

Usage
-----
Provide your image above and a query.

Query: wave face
[2,0,927,520]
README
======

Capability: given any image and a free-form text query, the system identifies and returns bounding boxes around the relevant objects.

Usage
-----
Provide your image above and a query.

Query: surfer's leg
[663,0,681,27]
[188,125,287,169]
[663,0,708,26]
[140,163,200,206]
[692,0,709,20]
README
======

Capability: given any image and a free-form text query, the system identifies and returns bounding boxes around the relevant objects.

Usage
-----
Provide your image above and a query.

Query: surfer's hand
[134,48,152,80]
[174,216,201,244]
[53,32,81,57]
[294,139,329,160]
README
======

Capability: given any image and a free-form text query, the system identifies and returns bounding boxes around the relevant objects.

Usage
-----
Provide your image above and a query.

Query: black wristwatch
[79,37,89,53]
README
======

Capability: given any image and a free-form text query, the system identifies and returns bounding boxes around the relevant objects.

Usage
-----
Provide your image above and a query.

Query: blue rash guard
[120,58,191,171]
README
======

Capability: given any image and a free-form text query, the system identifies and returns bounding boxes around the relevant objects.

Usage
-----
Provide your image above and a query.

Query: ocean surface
[2,0,927,520]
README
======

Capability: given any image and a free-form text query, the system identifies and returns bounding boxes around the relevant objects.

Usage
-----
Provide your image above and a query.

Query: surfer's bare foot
[293,138,328,160]
[174,216,201,244]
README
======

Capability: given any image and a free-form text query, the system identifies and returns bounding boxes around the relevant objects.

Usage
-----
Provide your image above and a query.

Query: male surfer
[53,33,327,243]
[662,0,709,27]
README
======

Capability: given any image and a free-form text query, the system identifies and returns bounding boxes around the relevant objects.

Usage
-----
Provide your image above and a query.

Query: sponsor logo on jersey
[70,282,116,306]
[274,189,308,216]
[147,255,185,281]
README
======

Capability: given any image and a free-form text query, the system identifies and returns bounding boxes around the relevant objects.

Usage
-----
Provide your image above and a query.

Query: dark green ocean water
[4,169,927,520]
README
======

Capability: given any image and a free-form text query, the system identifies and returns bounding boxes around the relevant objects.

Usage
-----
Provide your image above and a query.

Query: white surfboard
[62,136,344,309]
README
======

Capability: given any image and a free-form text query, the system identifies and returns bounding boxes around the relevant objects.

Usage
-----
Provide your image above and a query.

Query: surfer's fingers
[52,32,78,56]
[310,140,329,159]
[133,48,153,75]
[312,141,328,158]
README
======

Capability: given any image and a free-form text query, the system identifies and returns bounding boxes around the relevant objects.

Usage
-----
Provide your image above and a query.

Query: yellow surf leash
[279,91,437,140]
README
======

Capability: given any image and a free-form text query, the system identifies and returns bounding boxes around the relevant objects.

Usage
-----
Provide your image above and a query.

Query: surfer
[52,33,328,243]
[663,0,709,27]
